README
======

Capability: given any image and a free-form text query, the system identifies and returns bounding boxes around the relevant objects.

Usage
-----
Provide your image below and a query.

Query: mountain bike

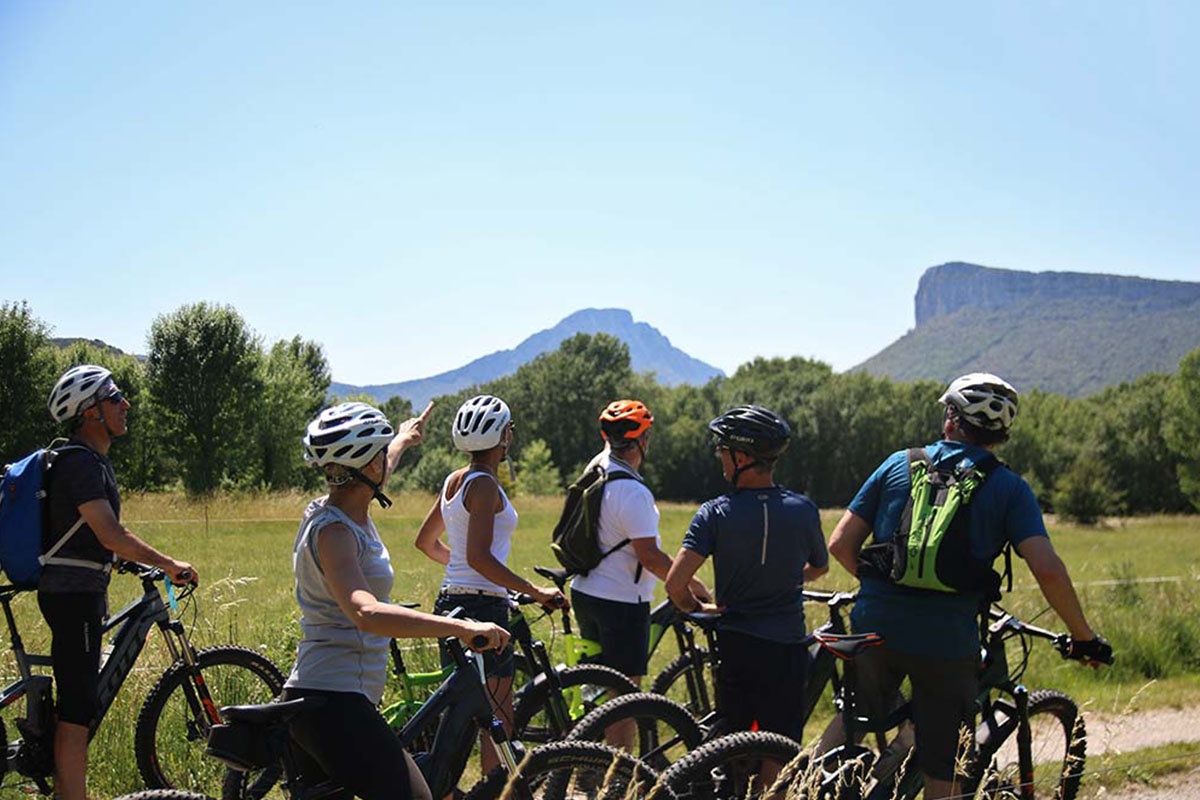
[525,565,715,717]
[0,560,285,797]
[656,605,1096,800]
[193,607,658,800]
[566,590,862,769]
[506,592,636,743]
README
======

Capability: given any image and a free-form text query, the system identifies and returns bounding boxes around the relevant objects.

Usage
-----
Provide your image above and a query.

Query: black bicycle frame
[1,572,198,741]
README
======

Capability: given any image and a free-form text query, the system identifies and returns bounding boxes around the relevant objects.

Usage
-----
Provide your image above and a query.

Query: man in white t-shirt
[571,401,710,696]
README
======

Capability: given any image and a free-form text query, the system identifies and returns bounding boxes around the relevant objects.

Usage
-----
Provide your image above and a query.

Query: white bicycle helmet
[48,365,114,422]
[939,373,1019,432]
[303,402,395,469]
[452,395,511,452]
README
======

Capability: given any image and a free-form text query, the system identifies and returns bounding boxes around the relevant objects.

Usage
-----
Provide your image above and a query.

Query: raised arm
[386,401,434,477]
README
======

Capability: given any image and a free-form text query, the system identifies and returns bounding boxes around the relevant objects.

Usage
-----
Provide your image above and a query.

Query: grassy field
[2,491,1199,797]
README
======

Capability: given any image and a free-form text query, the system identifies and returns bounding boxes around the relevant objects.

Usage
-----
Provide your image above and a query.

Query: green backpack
[859,448,1007,600]
[551,463,644,577]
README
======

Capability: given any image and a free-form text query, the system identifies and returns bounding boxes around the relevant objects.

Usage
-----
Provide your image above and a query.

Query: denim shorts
[433,591,515,679]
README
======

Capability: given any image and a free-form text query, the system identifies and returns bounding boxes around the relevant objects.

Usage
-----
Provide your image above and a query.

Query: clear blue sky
[2,2,1197,385]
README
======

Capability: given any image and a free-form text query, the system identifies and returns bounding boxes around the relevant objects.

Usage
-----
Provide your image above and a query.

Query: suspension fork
[158,619,222,725]
[676,622,713,716]
[1013,685,1035,800]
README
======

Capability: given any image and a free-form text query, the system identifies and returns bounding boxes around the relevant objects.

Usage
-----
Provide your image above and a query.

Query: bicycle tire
[658,731,806,800]
[135,646,286,796]
[649,648,715,717]
[109,791,215,800]
[566,692,703,771]
[975,689,1086,800]
[511,664,636,743]
[462,740,660,800]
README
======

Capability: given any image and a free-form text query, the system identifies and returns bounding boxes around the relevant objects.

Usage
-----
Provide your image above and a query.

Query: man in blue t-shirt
[667,405,828,741]
[828,373,1111,800]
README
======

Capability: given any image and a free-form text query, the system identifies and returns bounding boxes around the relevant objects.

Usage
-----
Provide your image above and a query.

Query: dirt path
[1101,767,1200,799]
[1081,708,1200,797]
[1088,707,1200,755]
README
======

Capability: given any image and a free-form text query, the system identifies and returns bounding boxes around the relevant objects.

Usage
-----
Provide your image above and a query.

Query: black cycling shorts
[38,591,105,726]
[434,591,515,678]
[570,588,650,678]
[854,644,979,781]
[716,628,808,741]
[282,687,423,800]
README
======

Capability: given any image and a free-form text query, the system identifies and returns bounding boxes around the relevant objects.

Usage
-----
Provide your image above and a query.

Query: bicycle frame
[379,640,452,730]
[1,566,210,785]
[403,642,521,800]
[239,629,519,800]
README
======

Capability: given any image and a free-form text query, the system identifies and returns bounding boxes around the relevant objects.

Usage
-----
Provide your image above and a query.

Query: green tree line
[3,301,1199,521]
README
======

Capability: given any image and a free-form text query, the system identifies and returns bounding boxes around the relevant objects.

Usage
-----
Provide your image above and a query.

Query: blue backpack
[0,445,92,588]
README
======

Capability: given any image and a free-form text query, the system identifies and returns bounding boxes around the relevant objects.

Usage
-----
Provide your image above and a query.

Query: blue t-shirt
[848,440,1047,659]
[683,486,828,644]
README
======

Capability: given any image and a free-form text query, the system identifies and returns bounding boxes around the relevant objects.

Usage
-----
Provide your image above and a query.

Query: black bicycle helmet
[708,405,791,460]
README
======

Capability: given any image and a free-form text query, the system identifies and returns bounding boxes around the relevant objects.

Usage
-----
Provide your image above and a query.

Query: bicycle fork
[1013,686,1035,800]
[159,620,222,731]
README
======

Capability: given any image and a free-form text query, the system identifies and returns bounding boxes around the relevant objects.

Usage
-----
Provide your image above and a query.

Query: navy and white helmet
[452,395,511,452]
[48,365,114,423]
[303,403,394,469]
[939,373,1019,432]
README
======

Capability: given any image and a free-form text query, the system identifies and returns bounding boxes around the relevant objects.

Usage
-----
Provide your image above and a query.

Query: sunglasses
[101,390,125,405]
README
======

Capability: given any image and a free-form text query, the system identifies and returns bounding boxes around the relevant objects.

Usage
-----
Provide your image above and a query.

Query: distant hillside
[855,262,1200,397]
[51,337,134,357]
[332,308,724,406]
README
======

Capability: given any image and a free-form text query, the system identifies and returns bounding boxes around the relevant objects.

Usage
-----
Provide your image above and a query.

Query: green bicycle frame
[380,640,453,729]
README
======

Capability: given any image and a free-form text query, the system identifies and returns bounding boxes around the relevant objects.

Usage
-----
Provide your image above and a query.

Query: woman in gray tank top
[282,402,510,800]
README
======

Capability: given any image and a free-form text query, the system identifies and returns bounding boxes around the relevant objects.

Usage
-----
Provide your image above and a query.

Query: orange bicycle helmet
[599,400,654,442]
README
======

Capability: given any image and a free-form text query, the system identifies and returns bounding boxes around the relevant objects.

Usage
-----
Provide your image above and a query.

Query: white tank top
[440,470,518,593]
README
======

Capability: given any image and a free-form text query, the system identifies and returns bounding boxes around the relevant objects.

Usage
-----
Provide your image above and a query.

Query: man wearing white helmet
[41,365,197,800]
[284,400,509,800]
[827,373,1110,800]
[415,394,565,774]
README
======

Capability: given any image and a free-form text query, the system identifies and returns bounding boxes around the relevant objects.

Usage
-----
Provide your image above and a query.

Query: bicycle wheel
[977,690,1086,800]
[512,664,636,743]
[566,692,703,771]
[135,646,286,796]
[659,731,807,800]
[650,648,716,718]
[463,740,660,800]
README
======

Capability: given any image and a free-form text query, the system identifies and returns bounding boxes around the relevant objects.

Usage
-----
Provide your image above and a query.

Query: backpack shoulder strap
[39,442,112,573]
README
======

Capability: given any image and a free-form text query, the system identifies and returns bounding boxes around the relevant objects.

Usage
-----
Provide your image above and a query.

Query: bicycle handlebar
[801,589,858,607]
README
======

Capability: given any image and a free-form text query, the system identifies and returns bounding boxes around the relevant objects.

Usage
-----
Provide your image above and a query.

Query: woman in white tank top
[415,394,566,774]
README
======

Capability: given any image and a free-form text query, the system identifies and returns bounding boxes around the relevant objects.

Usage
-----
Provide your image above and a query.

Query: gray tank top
[284,497,394,704]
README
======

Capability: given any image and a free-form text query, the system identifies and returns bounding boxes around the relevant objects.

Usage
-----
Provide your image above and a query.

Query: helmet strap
[348,466,393,509]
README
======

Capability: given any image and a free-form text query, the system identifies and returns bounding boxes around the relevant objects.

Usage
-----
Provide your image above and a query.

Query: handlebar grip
[177,569,194,584]
[471,634,491,650]
[547,594,568,609]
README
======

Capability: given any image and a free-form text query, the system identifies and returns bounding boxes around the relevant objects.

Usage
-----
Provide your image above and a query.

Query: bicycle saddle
[533,565,571,589]
[681,611,722,628]
[220,696,324,725]
[814,631,884,660]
